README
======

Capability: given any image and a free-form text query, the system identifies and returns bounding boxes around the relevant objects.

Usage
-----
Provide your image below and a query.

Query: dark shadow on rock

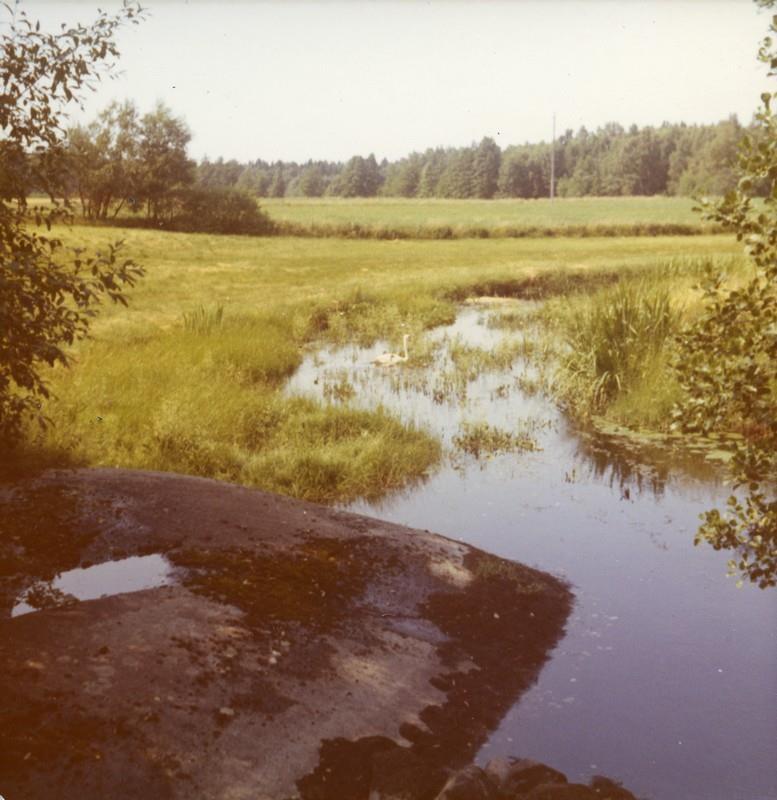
[297,551,573,799]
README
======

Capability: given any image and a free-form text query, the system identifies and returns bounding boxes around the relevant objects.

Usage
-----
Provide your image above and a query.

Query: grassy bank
[11,225,740,503]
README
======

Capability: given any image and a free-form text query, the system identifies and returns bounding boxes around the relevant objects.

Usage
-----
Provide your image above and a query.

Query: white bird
[372,334,410,366]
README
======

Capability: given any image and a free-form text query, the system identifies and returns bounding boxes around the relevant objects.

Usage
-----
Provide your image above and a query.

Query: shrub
[171,186,274,235]
[671,23,777,587]
[0,2,144,443]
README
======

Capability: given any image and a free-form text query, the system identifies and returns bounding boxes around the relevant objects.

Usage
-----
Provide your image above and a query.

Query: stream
[285,305,777,800]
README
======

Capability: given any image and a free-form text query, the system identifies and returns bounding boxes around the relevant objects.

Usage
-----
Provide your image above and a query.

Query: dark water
[286,305,777,800]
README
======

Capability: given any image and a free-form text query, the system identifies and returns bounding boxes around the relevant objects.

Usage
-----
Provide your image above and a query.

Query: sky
[23,0,775,164]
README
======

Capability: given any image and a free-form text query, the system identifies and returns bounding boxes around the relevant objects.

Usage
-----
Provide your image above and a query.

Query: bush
[170,186,274,235]
[671,7,777,587]
[1,1,144,443]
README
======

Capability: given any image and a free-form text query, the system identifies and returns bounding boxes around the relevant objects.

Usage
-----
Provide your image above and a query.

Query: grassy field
[28,195,721,239]
[261,196,716,238]
[13,224,742,503]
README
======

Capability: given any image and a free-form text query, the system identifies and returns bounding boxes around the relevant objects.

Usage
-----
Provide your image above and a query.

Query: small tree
[0,1,145,443]
[137,102,194,222]
[672,3,776,587]
[66,100,142,219]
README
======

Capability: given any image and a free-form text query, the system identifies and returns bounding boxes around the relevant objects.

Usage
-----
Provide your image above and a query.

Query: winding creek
[285,305,777,800]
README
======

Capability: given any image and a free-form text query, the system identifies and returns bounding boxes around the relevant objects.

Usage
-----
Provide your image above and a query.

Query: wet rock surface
[295,748,638,800]
[0,468,573,800]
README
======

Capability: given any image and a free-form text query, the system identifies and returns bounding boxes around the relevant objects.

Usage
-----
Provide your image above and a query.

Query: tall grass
[558,282,678,413]
[545,255,751,429]
[36,316,440,504]
[182,304,224,334]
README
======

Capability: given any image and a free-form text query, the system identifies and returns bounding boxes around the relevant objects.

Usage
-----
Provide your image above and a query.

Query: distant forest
[3,103,749,234]
[200,116,745,199]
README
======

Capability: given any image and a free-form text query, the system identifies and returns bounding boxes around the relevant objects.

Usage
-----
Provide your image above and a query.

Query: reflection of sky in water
[287,306,777,800]
[12,554,175,617]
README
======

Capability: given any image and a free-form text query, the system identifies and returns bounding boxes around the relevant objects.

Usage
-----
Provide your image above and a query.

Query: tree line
[197,117,746,200]
[2,100,751,232]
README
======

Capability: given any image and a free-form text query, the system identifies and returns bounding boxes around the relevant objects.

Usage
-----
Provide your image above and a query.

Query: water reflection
[572,427,720,500]
[11,554,176,617]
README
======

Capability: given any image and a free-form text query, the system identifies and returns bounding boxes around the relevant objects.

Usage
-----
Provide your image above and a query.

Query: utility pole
[550,112,556,202]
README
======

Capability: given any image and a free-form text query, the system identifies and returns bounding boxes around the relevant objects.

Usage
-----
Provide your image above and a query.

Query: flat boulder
[0,468,572,800]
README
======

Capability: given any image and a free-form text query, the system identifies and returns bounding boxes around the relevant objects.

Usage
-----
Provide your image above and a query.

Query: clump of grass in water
[486,307,542,331]
[449,339,528,381]
[304,286,455,348]
[453,420,543,458]
[515,373,541,396]
[322,374,357,403]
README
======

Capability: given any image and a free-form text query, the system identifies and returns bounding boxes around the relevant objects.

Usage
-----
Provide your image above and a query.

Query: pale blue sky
[24,1,774,162]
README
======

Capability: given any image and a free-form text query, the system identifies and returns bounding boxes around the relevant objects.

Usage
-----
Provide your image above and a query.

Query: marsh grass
[322,373,357,403]
[14,224,740,503]
[449,339,528,379]
[37,324,439,504]
[304,287,455,347]
[543,254,752,430]
[486,308,541,330]
[515,373,542,397]
[559,282,678,410]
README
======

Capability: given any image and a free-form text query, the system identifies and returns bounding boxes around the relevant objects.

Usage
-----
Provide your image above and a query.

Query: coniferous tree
[472,137,501,198]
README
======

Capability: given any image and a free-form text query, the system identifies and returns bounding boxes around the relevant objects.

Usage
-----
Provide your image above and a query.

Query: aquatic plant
[453,420,542,459]
[322,374,357,403]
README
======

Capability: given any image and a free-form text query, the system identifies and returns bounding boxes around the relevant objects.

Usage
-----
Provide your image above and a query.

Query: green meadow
[261,196,716,238]
[15,220,742,503]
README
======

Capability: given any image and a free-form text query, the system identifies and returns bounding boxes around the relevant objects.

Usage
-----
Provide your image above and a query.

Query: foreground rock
[0,468,571,800]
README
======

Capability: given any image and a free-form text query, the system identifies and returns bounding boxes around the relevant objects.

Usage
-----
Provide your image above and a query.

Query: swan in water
[372,334,410,366]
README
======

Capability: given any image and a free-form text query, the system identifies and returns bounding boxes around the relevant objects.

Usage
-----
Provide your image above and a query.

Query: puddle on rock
[285,305,777,800]
[11,554,176,618]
